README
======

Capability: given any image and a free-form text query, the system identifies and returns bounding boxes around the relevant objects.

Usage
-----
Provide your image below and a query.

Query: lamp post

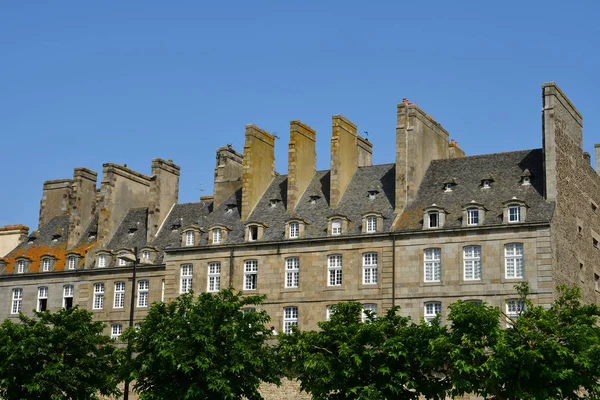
[117,247,139,400]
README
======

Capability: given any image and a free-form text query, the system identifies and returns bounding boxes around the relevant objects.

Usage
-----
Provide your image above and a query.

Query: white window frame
[16,260,25,274]
[463,246,482,281]
[285,257,299,288]
[366,216,377,233]
[283,306,298,334]
[63,285,74,309]
[424,301,442,324]
[138,280,149,307]
[467,208,479,226]
[208,262,221,292]
[361,303,378,322]
[244,260,258,290]
[42,258,51,272]
[180,264,193,294]
[508,206,521,223]
[114,282,125,309]
[212,229,222,244]
[142,251,150,260]
[506,299,525,327]
[185,231,195,246]
[97,254,106,268]
[118,258,127,266]
[362,253,378,284]
[331,219,342,236]
[111,324,123,339]
[37,286,48,312]
[326,305,334,321]
[93,283,104,310]
[289,222,299,239]
[11,288,23,314]
[327,255,343,287]
[161,279,165,302]
[424,248,441,283]
[428,212,439,228]
[67,256,76,270]
[505,243,524,279]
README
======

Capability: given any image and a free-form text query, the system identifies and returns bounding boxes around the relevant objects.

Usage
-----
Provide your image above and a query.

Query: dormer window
[289,222,299,239]
[503,198,527,224]
[520,169,532,186]
[142,251,150,260]
[332,219,342,235]
[270,199,281,208]
[480,176,494,189]
[185,231,195,246]
[367,216,377,233]
[213,228,222,244]
[118,258,127,266]
[509,206,520,222]
[41,258,52,272]
[226,204,237,214]
[171,223,181,231]
[249,226,258,241]
[67,256,77,270]
[443,179,456,193]
[423,205,446,230]
[27,236,36,244]
[462,201,486,227]
[88,231,97,239]
[467,208,479,225]
[362,213,382,234]
[328,215,349,237]
[367,190,379,200]
[428,212,439,228]
[98,254,107,268]
[51,234,61,242]
[16,260,26,274]
[128,227,138,235]
[309,195,321,205]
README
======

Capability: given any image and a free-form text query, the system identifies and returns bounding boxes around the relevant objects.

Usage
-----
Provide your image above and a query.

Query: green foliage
[0,307,121,400]
[123,289,280,400]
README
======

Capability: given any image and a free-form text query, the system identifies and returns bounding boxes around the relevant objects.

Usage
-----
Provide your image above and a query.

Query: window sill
[421,281,443,287]
[323,286,344,291]
[283,287,302,292]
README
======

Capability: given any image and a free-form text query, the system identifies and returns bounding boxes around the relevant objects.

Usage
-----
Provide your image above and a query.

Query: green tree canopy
[123,289,280,400]
[0,307,121,400]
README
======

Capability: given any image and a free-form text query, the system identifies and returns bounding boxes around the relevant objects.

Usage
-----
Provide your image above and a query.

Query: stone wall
[330,115,358,209]
[287,120,316,212]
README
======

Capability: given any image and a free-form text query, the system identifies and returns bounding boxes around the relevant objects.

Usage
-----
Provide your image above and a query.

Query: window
[161,279,165,302]
[505,243,524,279]
[180,264,193,294]
[208,262,221,292]
[37,287,48,312]
[506,299,525,326]
[111,324,123,340]
[424,301,442,324]
[482,179,491,188]
[98,254,106,268]
[142,251,150,260]
[114,282,125,309]
[326,305,335,321]
[508,206,520,223]
[366,216,377,233]
[424,248,441,282]
[243,307,256,314]
[138,280,149,307]
[283,306,298,334]
[244,260,258,290]
[67,256,76,270]
[11,288,23,314]
[328,255,343,286]
[428,212,439,228]
[93,283,104,310]
[185,231,195,246]
[596,274,599,292]
[463,246,482,281]
[444,183,453,192]
[285,257,299,288]
[213,229,222,244]
[289,222,299,239]
[63,285,74,309]
[331,219,342,236]
[16,260,25,274]
[362,253,378,284]
[361,303,378,322]
[248,226,258,241]
[467,208,479,226]
[118,258,127,266]
[42,258,51,272]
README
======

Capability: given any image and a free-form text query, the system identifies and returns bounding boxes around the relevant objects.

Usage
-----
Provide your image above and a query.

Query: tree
[123,289,280,400]
[0,307,121,400]
[277,302,449,400]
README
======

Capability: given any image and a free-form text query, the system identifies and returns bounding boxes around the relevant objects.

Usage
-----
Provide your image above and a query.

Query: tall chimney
[330,115,358,209]
[357,135,372,167]
[147,158,180,243]
[594,144,600,175]
[67,168,98,248]
[287,121,316,212]
[241,125,276,221]
[213,146,243,208]
[0,225,29,257]
[39,179,73,228]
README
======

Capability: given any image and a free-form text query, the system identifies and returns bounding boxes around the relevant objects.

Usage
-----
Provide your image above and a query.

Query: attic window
[171,223,181,231]
[368,190,379,200]
[27,236,36,244]
[270,199,281,208]
[309,195,320,205]
[520,169,532,186]
[51,234,61,242]
[428,212,439,228]
[444,183,453,192]
[128,227,138,234]
[88,232,97,239]
[249,226,258,241]
[226,204,237,214]
[481,179,492,189]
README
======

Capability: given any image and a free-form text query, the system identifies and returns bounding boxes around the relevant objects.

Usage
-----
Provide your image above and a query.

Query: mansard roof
[106,208,149,251]
[395,149,555,230]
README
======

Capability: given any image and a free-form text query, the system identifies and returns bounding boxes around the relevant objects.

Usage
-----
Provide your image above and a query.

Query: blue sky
[2,1,600,230]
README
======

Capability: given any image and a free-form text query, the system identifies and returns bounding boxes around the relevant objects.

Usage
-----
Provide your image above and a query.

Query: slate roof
[394,149,555,230]
[106,208,149,250]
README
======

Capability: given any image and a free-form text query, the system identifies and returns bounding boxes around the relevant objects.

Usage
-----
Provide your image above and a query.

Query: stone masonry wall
[330,115,358,209]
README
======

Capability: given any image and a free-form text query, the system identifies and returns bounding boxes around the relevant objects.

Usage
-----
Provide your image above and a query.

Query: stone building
[0,82,599,398]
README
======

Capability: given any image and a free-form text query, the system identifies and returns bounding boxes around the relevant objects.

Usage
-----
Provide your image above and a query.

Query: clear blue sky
[2,1,600,231]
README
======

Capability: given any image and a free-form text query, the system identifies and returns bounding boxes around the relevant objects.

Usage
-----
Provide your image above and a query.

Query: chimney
[330,115,358,208]
[97,163,151,244]
[39,179,73,228]
[542,82,583,201]
[395,99,452,214]
[241,125,276,221]
[147,158,180,243]
[448,139,466,159]
[595,144,600,174]
[67,168,98,248]
[357,135,373,167]
[288,121,316,212]
[213,146,243,208]
[0,225,29,257]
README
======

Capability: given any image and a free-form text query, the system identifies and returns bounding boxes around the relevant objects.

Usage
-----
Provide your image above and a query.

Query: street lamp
[117,247,139,400]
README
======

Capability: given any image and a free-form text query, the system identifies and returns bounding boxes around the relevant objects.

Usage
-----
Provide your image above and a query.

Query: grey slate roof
[76,213,98,247]
[106,208,149,250]
[395,149,555,230]
[6,215,70,256]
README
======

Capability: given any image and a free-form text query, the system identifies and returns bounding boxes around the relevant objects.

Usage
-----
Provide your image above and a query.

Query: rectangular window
[11,288,23,314]
[327,255,343,286]
[467,208,479,225]
[283,306,298,334]
[17,260,25,274]
[289,222,299,239]
[424,248,442,282]
[63,285,74,309]
[142,251,150,260]
[208,262,221,292]
[595,274,599,292]
[244,260,258,290]
[326,305,334,321]
[138,280,149,307]
[93,283,104,310]
[509,206,520,222]
[114,282,125,309]
[249,226,258,241]
[366,216,377,233]
[185,231,195,246]
[67,256,76,270]
[118,258,127,266]
[361,303,378,322]
[213,229,222,244]
[424,301,442,324]
[331,219,342,235]
[37,286,48,312]
[180,264,193,294]
[505,243,524,279]
[506,299,525,327]
[42,259,51,272]
[161,279,165,302]
[463,246,482,280]
[285,257,299,288]
[98,255,106,268]
[428,212,439,228]
[243,307,256,314]
[111,324,122,339]
[362,253,378,284]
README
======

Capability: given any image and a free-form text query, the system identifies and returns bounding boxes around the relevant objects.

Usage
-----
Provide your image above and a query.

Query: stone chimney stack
[357,135,373,167]
[287,121,316,212]
[147,158,180,243]
[595,144,600,174]
[330,115,358,209]
[67,168,98,248]
[395,98,452,214]
[0,225,29,257]
[39,179,73,228]
[213,146,243,208]
[449,139,466,159]
[241,125,276,221]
